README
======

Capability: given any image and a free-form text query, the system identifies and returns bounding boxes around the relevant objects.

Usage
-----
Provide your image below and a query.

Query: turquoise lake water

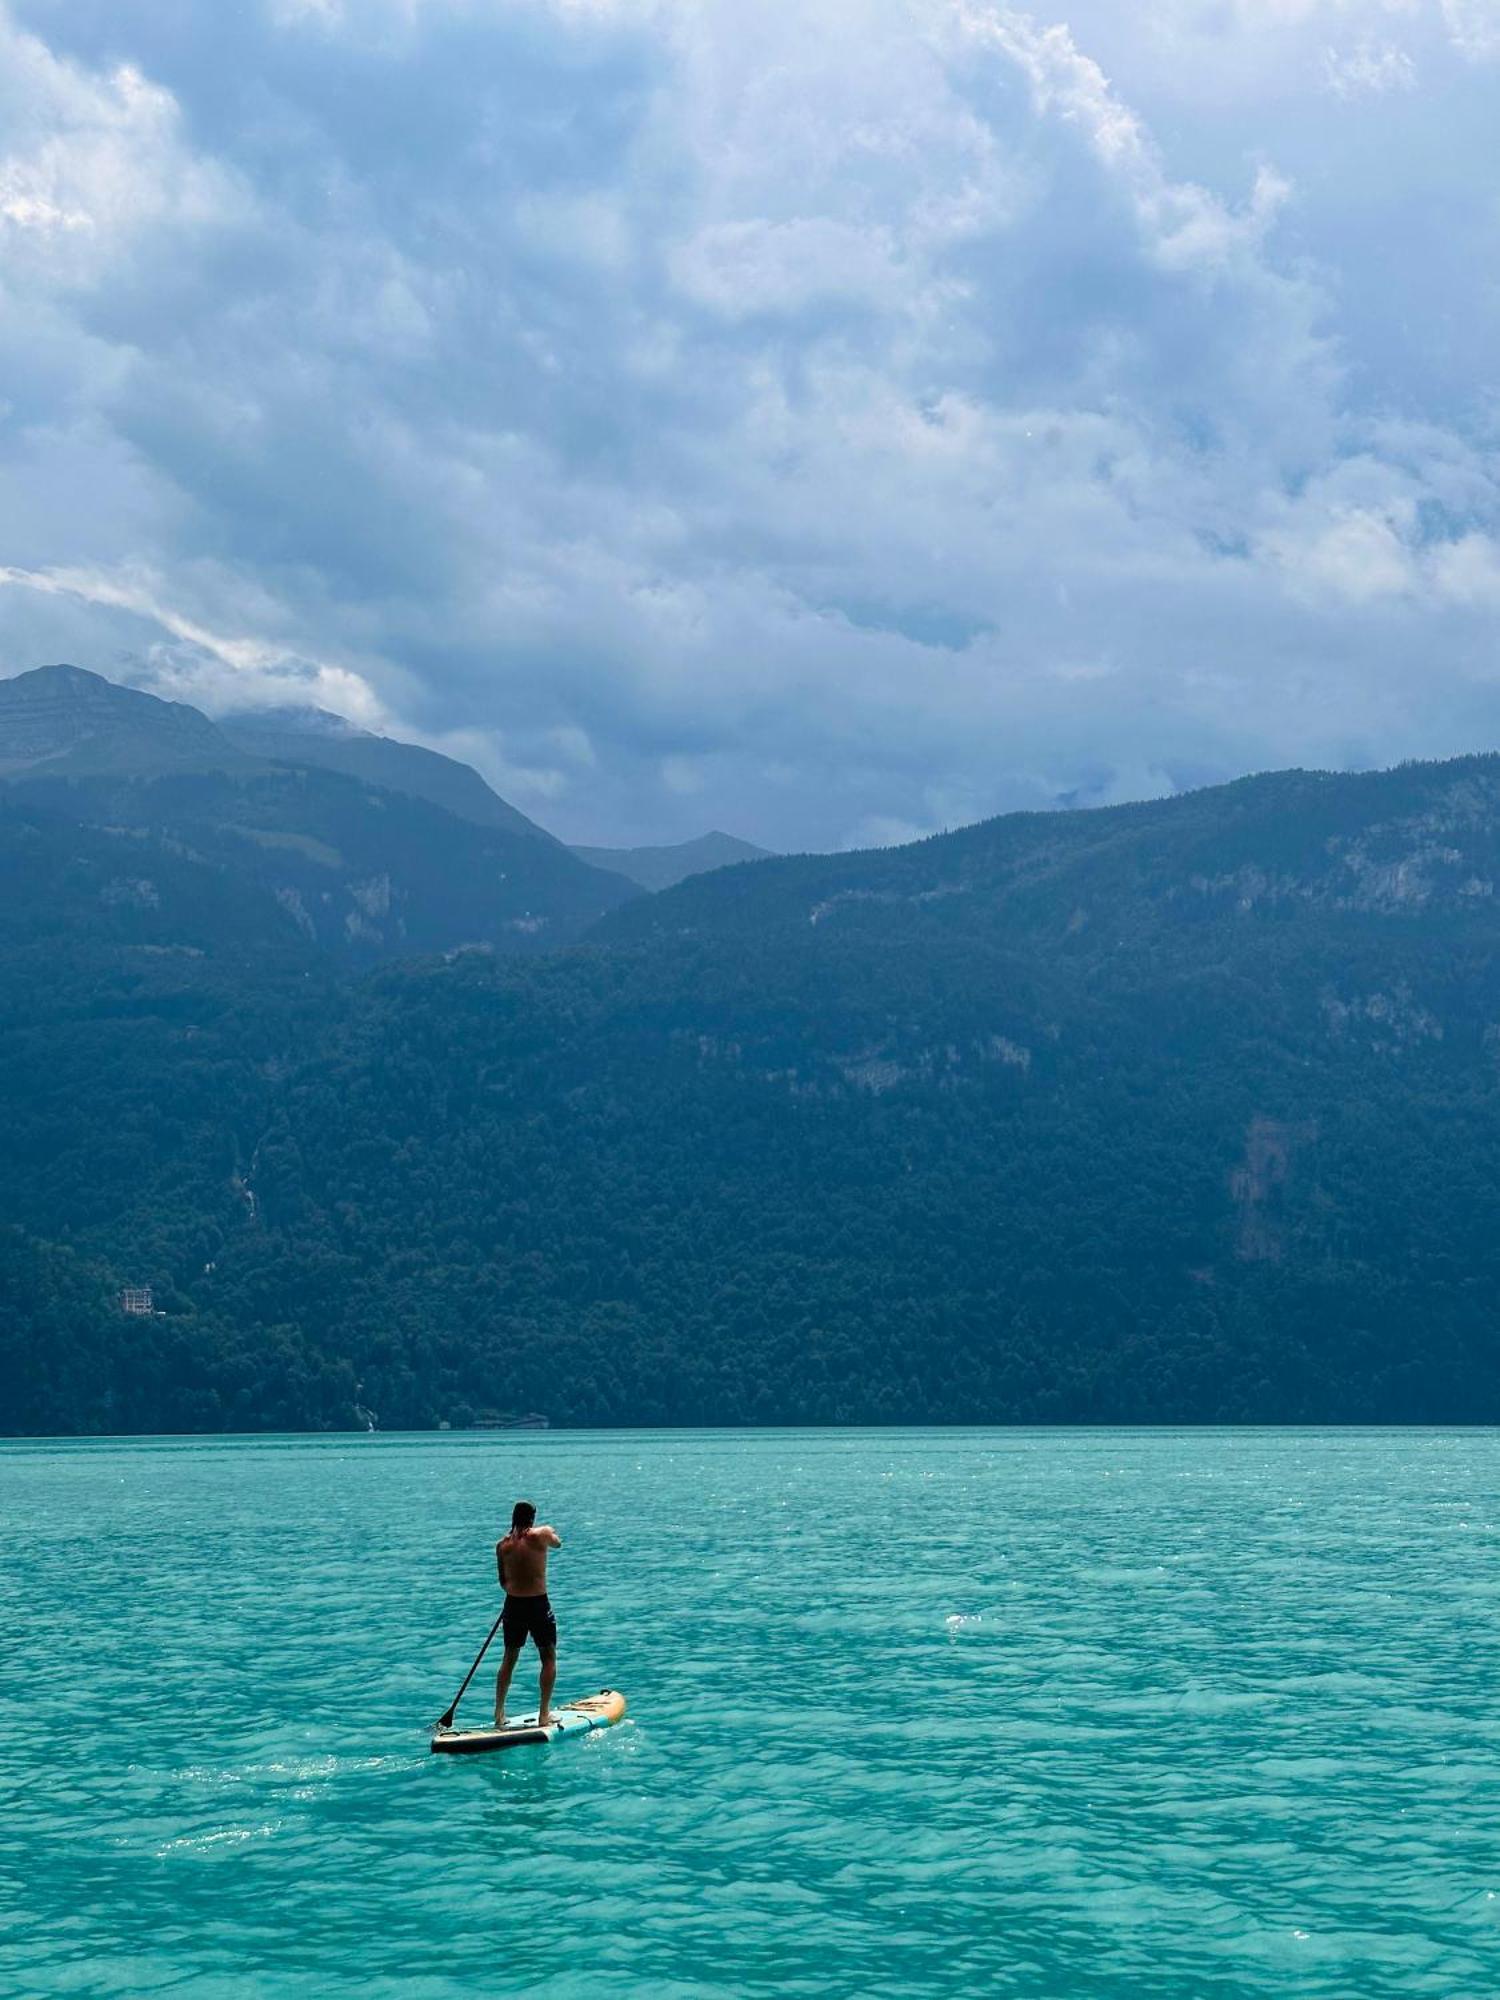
[3,1428,1499,1997]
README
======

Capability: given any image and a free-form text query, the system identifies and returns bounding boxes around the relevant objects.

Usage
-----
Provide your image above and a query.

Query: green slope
[220,710,560,845]
[0,666,639,959]
[5,753,1500,1433]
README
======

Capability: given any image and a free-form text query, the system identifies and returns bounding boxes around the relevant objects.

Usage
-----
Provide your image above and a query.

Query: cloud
[957,5,1296,272]
[1125,0,1498,67]
[0,0,1498,847]
[1441,0,1500,59]
[1429,533,1500,606]
[1261,501,1418,604]
[671,217,907,318]
[0,20,243,279]
[1322,40,1418,94]
[0,561,391,720]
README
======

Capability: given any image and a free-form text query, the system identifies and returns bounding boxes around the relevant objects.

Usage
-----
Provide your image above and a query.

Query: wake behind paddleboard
[431,1688,626,1755]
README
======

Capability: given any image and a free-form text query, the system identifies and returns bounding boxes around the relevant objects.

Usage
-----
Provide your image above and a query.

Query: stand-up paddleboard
[431,1688,626,1755]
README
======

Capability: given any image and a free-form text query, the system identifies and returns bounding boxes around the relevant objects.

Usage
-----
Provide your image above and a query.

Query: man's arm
[538,1525,562,1549]
[496,1541,507,1588]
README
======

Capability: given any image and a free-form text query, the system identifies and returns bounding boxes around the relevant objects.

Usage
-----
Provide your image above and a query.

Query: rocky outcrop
[1230,1115,1318,1263]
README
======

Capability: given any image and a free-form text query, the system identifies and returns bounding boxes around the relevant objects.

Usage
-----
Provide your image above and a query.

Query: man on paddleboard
[494,1500,562,1726]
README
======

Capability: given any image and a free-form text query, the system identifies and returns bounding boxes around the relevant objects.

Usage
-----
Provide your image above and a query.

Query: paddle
[436,1607,507,1731]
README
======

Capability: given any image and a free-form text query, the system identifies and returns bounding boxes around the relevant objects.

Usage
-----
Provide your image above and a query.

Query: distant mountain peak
[221,703,368,741]
[0,663,567,853]
[571,830,773,893]
[0,662,240,777]
[11,661,160,703]
[0,662,642,962]
[22,661,105,688]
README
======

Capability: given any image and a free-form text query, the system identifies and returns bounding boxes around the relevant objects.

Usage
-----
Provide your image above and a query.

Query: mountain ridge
[0,665,776,893]
[0,663,254,779]
[571,830,773,892]
[218,707,562,846]
[0,664,639,957]
[5,734,1500,1431]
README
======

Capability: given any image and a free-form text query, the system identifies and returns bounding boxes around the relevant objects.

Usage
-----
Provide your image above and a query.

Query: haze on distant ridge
[0,0,1497,849]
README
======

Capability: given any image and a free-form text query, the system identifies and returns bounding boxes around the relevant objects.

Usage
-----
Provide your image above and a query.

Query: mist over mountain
[5,677,1500,1435]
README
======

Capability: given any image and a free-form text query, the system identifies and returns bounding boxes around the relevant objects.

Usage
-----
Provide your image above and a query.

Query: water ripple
[3,1428,1499,1996]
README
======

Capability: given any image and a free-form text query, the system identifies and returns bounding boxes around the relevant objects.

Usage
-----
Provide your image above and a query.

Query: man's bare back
[497,1524,559,1596]
[494,1501,563,1726]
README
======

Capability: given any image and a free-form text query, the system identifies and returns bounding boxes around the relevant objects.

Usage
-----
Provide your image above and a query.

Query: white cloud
[1428,533,1500,605]
[1261,504,1417,602]
[1322,39,1419,91]
[961,8,1301,272]
[0,24,243,285]
[0,561,391,723]
[671,217,905,317]
[1440,0,1500,58]
[0,0,1498,846]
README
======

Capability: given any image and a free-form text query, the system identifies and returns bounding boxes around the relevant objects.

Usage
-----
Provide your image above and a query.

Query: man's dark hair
[511,1500,537,1533]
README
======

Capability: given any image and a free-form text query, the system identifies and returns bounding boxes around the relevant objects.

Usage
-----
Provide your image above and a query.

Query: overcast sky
[1,0,1498,848]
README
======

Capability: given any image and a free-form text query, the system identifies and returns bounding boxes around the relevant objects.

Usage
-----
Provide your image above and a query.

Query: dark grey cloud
[2,0,1499,848]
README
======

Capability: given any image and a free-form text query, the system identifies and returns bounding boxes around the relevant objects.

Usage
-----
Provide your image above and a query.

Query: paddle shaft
[437,1606,506,1729]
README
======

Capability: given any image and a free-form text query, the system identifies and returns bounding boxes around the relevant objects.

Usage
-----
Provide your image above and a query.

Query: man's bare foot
[493,1715,507,1729]
[538,1711,556,1726]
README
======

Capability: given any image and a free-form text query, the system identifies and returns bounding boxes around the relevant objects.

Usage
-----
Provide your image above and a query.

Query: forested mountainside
[0,666,636,956]
[6,717,1500,1432]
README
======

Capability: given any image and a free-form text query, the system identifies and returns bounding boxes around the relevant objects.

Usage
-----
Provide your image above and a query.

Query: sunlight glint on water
[3,1429,1498,1997]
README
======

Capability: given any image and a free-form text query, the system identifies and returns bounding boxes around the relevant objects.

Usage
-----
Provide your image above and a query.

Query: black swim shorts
[501,1593,557,1652]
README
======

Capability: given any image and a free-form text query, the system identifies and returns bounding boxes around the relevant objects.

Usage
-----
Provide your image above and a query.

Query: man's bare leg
[494,1644,522,1726]
[538,1648,558,1725]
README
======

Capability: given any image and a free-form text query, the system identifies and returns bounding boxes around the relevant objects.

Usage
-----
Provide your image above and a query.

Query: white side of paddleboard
[431,1688,626,1755]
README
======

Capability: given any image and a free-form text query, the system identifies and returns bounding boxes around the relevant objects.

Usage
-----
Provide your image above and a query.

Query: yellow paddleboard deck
[431,1688,626,1755]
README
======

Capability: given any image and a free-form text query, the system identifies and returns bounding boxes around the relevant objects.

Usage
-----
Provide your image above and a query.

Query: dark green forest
[6,694,1500,1432]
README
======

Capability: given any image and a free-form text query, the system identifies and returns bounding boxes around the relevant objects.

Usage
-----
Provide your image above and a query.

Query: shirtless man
[494,1500,562,1727]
